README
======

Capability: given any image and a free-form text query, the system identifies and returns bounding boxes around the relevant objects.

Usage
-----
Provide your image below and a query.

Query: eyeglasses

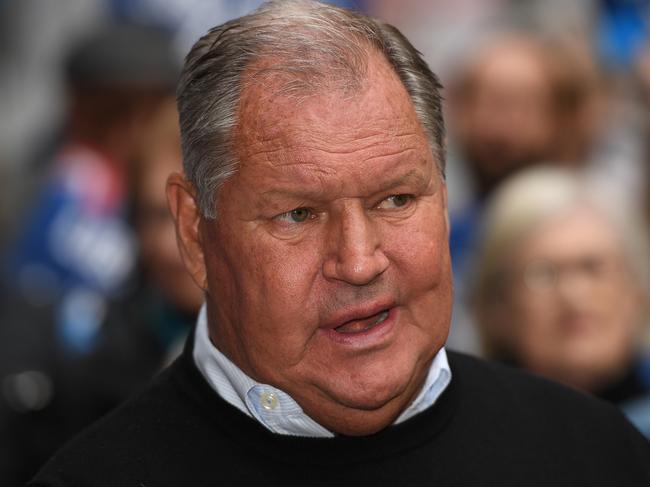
[518,255,625,294]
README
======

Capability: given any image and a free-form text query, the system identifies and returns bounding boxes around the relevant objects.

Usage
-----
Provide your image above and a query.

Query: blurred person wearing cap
[75,96,203,401]
[2,22,179,354]
[471,166,650,438]
[41,95,203,460]
[0,95,202,487]
[0,23,179,486]
[29,2,650,486]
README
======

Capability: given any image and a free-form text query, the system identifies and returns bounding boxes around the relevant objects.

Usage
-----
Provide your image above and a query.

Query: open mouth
[334,309,390,334]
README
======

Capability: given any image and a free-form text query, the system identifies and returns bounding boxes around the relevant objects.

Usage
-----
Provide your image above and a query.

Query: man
[30,1,650,486]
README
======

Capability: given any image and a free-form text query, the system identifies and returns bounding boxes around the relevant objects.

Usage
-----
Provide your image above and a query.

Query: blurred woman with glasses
[470,166,650,436]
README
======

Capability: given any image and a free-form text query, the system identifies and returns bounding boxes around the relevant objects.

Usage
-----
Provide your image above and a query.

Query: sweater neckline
[172,331,460,466]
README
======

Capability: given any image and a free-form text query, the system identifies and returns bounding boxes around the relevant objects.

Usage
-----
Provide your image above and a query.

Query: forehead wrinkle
[244,113,418,144]
[251,116,422,156]
[233,47,434,202]
[241,127,423,174]
[248,158,339,196]
[257,159,431,206]
[255,171,337,207]
[352,146,417,163]
[295,128,422,156]
[237,71,422,152]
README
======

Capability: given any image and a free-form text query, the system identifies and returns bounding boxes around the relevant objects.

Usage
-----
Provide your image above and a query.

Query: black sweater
[29,341,650,486]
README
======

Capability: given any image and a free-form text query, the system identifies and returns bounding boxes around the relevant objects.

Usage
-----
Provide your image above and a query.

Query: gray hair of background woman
[176,0,446,218]
[470,165,650,356]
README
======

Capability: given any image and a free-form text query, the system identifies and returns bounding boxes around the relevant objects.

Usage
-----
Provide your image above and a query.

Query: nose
[555,266,594,305]
[322,204,389,286]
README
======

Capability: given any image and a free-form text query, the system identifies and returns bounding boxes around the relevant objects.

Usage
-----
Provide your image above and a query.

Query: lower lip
[321,307,397,347]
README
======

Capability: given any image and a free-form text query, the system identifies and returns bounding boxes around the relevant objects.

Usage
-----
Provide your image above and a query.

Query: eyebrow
[378,169,427,191]
[258,168,430,203]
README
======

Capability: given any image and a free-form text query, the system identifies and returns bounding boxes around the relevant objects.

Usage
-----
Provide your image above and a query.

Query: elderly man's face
[175,51,452,435]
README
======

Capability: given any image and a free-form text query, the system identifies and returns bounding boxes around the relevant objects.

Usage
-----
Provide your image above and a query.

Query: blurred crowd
[1,0,650,485]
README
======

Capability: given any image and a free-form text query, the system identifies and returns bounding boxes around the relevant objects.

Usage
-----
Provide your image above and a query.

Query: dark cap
[65,23,180,90]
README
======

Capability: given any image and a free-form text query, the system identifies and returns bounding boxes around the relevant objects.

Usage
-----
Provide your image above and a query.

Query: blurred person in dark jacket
[0,94,201,486]
[0,26,182,486]
[2,22,179,355]
[51,95,203,440]
[88,96,203,390]
[471,166,650,437]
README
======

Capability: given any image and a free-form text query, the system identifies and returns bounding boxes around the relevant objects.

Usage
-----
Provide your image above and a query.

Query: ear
[166,172,208,291]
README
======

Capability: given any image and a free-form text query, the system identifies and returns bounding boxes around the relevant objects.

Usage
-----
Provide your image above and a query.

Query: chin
[310,396,407,436]
[332,381,405,411]
[333,414,399,436]
[317,358,421,416]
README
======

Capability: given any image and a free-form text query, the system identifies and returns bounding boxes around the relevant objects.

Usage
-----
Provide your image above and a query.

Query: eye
[579,256,609,278]
[275,207,312,223]
[377,194,414,209]
[522,260,556,292]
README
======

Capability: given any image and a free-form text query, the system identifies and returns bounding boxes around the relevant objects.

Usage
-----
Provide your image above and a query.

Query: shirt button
[261,391,279,411]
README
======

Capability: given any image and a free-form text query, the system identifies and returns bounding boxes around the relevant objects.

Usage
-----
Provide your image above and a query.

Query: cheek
[387,209,453,329]
[250,245,332,374]
[391,209,450,286]
[242,234,323,312]
[509,295,557,347]
[599,287,640,336]
[213,228,324,357]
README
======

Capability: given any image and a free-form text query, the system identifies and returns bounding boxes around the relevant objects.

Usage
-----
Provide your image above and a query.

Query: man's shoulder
[27,356,228,486]
[448,349,618,409]
[28,349,650,486]
[447,349,634,424]
[444,351,650,480]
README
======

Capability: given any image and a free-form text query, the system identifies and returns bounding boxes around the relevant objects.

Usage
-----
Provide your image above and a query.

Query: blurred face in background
[136,98,203,314]
[502,207,643,391]
[450,39,557,194]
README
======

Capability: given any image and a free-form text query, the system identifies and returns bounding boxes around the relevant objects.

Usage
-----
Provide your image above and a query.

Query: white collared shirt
[193,305,452,437]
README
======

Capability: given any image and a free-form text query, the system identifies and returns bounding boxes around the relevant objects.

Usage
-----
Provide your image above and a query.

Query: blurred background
[1,0,650,484]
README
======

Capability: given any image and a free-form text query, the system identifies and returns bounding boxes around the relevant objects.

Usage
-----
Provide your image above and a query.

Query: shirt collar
[193,304,451,437]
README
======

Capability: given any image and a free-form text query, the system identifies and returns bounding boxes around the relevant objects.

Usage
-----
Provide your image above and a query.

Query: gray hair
[177,0,445,218]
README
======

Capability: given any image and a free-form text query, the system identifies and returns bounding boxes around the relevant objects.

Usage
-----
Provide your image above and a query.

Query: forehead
[232,49,432,189]
[521,207,621,257]
[474,41,547,82]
